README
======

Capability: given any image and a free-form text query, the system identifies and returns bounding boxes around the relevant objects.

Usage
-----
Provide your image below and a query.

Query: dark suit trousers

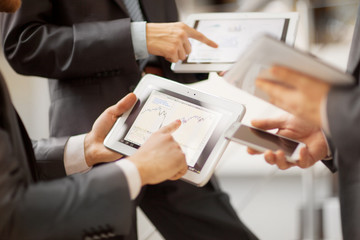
[138,178,258,240]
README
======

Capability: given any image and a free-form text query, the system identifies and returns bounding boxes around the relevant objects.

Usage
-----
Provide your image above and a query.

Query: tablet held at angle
[104,74,246,186]
[225,122,305,163]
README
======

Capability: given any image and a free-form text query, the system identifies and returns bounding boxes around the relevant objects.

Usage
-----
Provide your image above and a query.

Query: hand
[127,120,187,186]
[84,93,137,166]
[146,22,218,63]
[217,71,227,77]
[255,65,330,127]
[0,0,21,13]
[248,114,329,170]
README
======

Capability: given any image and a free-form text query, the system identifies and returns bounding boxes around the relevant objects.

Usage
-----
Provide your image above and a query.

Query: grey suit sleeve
[1,0,139,80]
[0,130,133,240]
[32,137,68,180]
[326,85,360,160]
[321,135,338,173]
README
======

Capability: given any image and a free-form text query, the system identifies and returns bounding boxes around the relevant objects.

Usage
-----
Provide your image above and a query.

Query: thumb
[110,93,137,119]
[92,93,137,137]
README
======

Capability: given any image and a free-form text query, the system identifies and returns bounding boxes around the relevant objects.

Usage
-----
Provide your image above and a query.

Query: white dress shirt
[131,22,149,60]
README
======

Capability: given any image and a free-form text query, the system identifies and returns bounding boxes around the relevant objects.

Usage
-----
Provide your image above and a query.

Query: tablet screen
[186,18,290,64]
[118,90,223,173]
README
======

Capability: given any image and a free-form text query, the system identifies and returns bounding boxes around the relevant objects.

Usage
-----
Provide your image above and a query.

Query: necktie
[122,0,144,21]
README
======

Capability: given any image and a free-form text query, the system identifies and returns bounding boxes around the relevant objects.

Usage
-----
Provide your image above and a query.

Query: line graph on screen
[124,90,221,166]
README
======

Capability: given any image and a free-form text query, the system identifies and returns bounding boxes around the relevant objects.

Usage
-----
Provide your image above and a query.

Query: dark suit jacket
[1,0,205,137]
[0,72,134,239]
[324,7,360,239]
[1,3,261,240]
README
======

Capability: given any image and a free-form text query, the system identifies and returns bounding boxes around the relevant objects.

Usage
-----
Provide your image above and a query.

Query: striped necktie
[122,0,145,21]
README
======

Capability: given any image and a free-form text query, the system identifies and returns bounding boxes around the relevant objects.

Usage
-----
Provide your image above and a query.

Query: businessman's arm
[31,93,135,179]
[0,108,187,240]
[1,0,138,79]
[0,128,134,240]
[1,1,216,80]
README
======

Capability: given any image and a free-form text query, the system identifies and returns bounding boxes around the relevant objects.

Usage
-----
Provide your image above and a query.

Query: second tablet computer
[104,74,246,187]
[225,122,305,163]
[171,12,299,73]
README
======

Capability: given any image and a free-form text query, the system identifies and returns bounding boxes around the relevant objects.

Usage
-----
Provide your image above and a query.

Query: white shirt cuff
[115,159,142,200]
[131,21,149,60]
[64,134,92,175]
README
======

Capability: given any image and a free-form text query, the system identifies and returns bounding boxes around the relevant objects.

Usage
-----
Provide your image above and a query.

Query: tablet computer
[224,35,355,101]
[104,74,246,187]
[171,12,299,73]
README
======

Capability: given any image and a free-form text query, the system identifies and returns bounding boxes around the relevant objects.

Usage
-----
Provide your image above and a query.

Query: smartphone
[225,122,305,162]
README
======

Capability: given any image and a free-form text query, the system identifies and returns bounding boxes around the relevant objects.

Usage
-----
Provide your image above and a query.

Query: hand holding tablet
[104,74,246,186]
[225,122,305,163]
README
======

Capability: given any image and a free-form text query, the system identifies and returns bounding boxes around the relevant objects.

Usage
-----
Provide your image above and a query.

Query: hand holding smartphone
[225,122,306,162]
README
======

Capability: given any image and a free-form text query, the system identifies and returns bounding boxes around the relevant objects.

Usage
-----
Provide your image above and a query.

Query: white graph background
[125,91,222,167]
[188,19,286,63]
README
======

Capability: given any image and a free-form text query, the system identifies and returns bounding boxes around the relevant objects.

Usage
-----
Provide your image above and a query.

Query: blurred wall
[0,44,50,140]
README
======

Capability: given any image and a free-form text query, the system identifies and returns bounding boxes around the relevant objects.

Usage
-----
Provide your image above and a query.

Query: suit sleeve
[326,85,360,160]
[32,137,68,180]
[1,0,139,80]
[321,135,338,173]
[0,129,133,240]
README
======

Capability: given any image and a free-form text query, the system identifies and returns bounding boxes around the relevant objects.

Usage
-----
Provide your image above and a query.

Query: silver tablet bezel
[104,74,246,187]
[171,12,299,73]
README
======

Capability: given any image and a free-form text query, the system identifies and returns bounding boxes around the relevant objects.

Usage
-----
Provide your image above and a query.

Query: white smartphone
[225,122,306,162]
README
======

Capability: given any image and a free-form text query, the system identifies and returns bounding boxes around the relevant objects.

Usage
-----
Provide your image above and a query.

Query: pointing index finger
[159,120,182,134]
[186,26,218,48]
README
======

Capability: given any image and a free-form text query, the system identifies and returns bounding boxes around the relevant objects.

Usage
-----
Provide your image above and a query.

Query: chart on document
[187,19,286,63]
[124,90,222,167]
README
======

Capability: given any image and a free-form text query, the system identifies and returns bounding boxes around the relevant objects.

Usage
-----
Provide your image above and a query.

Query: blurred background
[1,0,359,239]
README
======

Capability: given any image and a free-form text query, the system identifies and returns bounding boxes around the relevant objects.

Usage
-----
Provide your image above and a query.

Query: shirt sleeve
[64,134,141,200]
[64,134,92,175]
[130,21,149,60]
[64,134,142,199]
[115,159,142,200]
